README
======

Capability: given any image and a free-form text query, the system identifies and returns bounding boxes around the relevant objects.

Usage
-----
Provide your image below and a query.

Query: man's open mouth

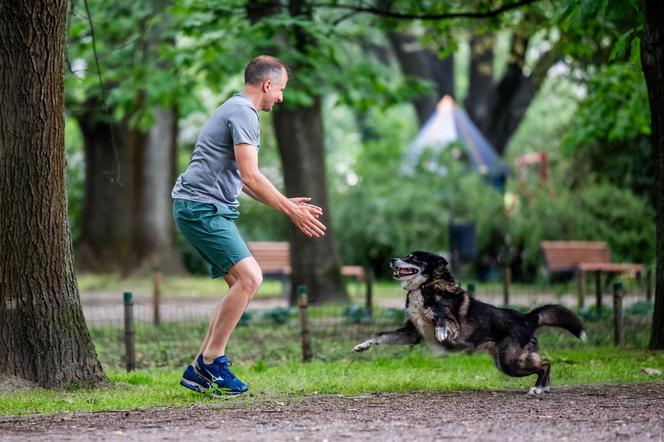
[393,267,418,278]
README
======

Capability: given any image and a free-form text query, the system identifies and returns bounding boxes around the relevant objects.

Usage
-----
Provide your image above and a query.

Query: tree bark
[464,32,560,156]
[0,0,105,387]
[136,107,182,272]
[274,99,349,305]
[642,0,664,350]
[388,31,454,126]
[465,33,495,126]
[75,111,144,274]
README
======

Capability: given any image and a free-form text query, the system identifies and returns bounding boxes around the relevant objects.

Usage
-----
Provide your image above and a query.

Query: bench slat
[541,240,642,276]
[248,241,364,280]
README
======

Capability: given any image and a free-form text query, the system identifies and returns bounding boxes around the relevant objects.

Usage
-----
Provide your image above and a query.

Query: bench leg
[576,270,585,309]
[595,271,603,311]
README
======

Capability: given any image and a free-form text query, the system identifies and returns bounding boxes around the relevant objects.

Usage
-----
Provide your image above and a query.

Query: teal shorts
[172,198,252,278]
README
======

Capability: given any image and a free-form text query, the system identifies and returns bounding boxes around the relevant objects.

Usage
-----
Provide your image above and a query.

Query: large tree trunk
[642,0,664,350]
[464,33,495,126]
[75,111,144,274]
[135,107,182,272]
[247,0,348,304]
[388,31,455,126]
[0,0,105,387]
[273,100,349,305]
[465,33,560,156]
[73,3,182,275]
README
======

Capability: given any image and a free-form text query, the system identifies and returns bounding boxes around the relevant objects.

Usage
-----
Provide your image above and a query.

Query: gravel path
[2,382,662,441]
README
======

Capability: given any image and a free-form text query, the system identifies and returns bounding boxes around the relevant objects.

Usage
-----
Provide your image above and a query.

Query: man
[172,55,325,396]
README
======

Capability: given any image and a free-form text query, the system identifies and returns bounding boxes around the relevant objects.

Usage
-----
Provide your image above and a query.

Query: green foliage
[555,0,643,64]
[262,307,294,325]
[331,105,507,277]
[64,118,85,243]
[508,181,655,274]
[344,304,371,324]
[562,63,652,200]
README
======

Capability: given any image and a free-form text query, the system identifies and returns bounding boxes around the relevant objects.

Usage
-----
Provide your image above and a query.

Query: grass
[3,274,657,417]
[1,346,662,416]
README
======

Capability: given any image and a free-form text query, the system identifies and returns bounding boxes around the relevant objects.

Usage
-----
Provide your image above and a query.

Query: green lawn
[1,346,662,416]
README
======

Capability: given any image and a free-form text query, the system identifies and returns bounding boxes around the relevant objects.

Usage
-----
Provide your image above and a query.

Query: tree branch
[305,0,541,21]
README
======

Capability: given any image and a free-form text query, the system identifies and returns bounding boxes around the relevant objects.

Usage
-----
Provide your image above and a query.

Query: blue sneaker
[180,360,211,394]
[196,354,248,396]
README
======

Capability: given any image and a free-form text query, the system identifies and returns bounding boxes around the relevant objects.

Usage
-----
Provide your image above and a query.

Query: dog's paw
[435,325,451,342]
[528,386,545,395]
[353,341,372,352]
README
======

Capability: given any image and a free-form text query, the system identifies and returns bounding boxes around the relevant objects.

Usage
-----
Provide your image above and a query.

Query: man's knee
[231,259,263,295]
[242,271,263,295]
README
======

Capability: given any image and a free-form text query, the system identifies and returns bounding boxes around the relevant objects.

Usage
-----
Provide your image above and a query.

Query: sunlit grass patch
[1,347,662,416]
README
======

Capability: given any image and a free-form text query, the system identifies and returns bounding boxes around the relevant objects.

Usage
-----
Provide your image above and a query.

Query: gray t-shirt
[172,92,259,208]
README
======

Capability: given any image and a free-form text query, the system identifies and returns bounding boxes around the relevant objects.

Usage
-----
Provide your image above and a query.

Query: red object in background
[515,152,548,181]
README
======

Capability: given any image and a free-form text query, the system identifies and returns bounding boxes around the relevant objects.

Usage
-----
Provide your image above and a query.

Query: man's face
[261,70,288,112]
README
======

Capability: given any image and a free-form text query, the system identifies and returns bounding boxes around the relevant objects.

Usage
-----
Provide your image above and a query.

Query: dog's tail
[529,304,586,340]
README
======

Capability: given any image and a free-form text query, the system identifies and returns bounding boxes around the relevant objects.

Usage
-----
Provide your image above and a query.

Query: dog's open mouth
[393,268,418,278]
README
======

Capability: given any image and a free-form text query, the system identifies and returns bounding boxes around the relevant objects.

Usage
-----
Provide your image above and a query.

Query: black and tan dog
[353,251,586,394]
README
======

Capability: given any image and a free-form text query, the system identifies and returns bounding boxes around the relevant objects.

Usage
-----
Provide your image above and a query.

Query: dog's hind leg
[530,356,551,394]
[495,344,552,395]
[353,320,422,352]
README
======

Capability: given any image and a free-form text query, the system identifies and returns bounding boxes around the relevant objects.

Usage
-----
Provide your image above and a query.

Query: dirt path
[2,382,662,441]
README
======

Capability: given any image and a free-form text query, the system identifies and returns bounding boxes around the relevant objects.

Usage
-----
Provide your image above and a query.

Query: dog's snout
[390,258,399,266]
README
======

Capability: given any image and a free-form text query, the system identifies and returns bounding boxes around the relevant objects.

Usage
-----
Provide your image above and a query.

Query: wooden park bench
[247,241,367,297]
[541,241,644,308]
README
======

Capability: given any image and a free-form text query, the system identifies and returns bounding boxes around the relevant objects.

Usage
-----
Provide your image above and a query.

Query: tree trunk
[247,0,348,304]
[273,99,349,305]
[464,33,495,126]
[642,0,664,349]
[0,0,105,387]
[75,111,144,274]
[135,107,182,273]
[388,31,454,126]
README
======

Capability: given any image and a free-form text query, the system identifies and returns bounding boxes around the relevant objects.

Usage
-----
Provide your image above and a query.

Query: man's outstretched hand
[288,197,326,237]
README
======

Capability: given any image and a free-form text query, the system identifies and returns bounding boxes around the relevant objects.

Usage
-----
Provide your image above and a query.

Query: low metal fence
[85,278,653,371]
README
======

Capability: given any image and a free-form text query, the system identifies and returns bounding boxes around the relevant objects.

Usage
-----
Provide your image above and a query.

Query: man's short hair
[244,55,291,86]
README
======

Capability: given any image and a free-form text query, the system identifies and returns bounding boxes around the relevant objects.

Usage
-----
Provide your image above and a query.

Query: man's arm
[235,143,326,237]
[244,184,322,217]
[242,184,265,204]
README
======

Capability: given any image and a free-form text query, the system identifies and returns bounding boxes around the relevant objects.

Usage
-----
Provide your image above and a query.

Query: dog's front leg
[434,310,460,344]
[353,320,422,352]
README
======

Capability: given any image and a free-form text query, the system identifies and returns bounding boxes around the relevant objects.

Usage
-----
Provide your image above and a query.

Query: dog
[353,251,586,394]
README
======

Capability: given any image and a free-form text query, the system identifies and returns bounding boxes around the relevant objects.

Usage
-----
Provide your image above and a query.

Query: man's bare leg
[193,274,237,363]
[200,257,262,364]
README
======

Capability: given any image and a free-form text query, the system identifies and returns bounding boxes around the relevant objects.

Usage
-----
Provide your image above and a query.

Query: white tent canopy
[402,96,507,184]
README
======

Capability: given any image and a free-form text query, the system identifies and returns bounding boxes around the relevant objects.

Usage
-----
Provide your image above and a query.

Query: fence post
[612,281,624,346]
[467,283,476,297]
[298,285,312,362]
[153,267,161,326]
[365,267,373,320]
[502,266,511,306]
[123,291,136,372]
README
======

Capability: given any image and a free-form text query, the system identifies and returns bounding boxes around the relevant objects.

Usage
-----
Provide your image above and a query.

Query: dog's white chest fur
[406,290,444,351]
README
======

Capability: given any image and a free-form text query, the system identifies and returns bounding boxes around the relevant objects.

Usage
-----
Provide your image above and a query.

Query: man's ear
[262,79,271,92]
